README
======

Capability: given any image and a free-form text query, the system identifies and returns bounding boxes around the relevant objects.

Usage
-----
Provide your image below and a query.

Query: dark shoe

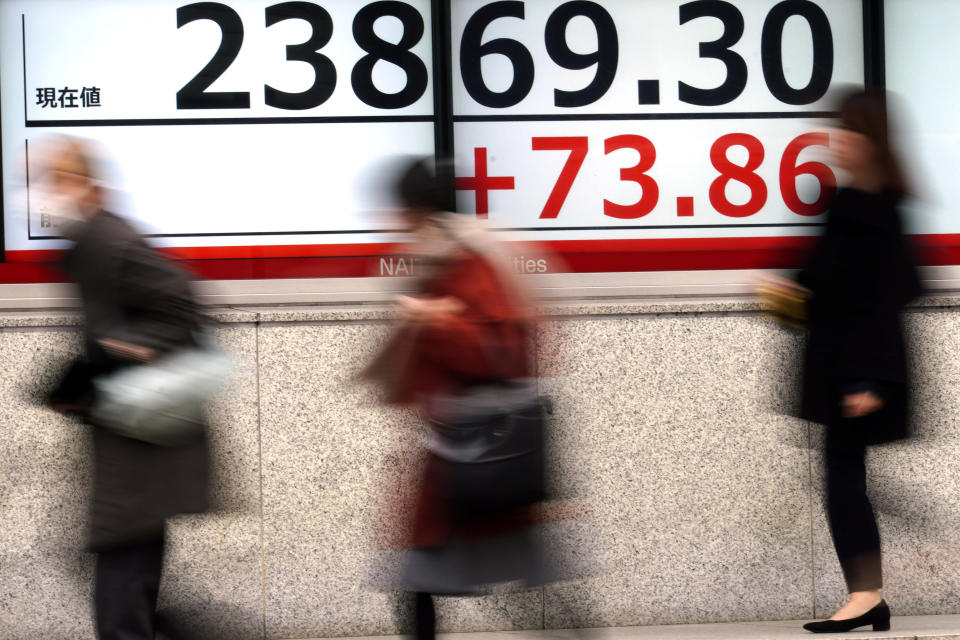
[803,600,890,633]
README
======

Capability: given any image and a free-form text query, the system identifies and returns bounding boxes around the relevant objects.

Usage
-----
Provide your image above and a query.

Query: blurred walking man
[44,136,209,640]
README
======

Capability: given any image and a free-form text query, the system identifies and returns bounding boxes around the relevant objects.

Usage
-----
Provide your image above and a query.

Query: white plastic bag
[92,335,230,446]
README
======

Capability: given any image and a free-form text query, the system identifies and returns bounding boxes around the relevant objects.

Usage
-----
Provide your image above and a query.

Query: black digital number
[761,0,833,105]
[176,1,429,111]
[176,2,251,109]
[460,1,535,109]
[351,1,429,109]
[264,2,337,110]
[677,0,748,107]
[544,1,618,108]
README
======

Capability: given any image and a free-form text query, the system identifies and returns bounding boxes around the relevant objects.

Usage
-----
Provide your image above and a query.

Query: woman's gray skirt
[400,529,555,595]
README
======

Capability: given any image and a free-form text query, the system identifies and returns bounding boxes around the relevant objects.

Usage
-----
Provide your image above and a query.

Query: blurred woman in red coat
[366,158,550,640]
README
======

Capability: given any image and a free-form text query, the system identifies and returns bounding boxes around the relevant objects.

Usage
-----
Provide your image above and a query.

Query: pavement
[294,615,960,640]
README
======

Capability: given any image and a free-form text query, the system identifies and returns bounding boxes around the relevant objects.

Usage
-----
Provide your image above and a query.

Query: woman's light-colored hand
[395,295,465,325]
[98,338,157,363]
[842,391,884,418]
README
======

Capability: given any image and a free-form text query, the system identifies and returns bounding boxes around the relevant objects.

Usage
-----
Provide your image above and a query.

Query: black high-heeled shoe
[803,600,890,633]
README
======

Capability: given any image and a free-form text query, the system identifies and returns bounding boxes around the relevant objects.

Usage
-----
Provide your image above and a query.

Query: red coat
[374,250,536,548]
[393,251,531,406]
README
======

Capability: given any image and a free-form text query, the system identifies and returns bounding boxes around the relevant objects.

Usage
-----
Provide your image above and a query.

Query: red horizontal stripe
[161,243,400,260]
[536,235,820,254]
[5,249,69,263]
[0,262,69,284]
[5,243,402,263]
[2,233,960,283]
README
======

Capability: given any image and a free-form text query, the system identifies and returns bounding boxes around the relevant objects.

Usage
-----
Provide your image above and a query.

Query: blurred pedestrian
[42,136,210,640]
[761,90,921,633]
[365,158,550,640]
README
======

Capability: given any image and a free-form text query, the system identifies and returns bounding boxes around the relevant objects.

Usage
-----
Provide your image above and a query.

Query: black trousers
[825,435,882,591]
[414,592,435,640]
[95,537,165,640]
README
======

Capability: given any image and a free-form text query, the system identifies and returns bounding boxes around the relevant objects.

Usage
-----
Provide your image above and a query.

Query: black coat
[65,211,209,550]
[797,188,921,446]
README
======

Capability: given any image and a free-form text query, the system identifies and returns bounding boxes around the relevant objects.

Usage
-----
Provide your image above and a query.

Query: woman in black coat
[767,90,920,633]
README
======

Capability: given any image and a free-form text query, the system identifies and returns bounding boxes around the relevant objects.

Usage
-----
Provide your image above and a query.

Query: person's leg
[94,537,165,640]
[824,437,883,619]
[414,592,436,640]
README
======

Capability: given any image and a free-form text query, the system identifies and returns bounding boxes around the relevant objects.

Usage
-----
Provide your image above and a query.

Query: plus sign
[454,147,515,218]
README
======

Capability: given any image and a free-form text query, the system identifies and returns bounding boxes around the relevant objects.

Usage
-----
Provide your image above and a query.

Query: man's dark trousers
[95,536,165,640]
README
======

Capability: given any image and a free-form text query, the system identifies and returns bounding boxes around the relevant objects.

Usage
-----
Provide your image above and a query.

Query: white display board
[451,0,864,251]
[0,0,435,254]
[0,0,881,281]
[885,0,960,237]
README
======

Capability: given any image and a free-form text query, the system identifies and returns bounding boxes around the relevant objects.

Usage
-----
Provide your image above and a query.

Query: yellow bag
[756,283,808,329]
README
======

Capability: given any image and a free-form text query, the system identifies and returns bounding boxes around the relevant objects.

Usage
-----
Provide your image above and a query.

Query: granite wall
[2,299,960,640]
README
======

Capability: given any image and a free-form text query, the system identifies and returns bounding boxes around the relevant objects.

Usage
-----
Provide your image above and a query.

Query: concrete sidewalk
[295,616,960,640]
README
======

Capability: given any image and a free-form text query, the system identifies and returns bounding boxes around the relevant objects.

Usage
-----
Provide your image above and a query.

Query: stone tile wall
[2,301,959,639]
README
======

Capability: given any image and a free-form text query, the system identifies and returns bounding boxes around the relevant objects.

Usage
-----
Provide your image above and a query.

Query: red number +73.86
[455,133,835,220]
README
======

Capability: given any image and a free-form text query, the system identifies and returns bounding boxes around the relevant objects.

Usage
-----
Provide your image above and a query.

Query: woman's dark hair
[394,157,451,213]
[838,88,908,197]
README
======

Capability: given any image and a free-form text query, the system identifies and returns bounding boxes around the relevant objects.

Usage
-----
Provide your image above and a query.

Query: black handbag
[425,379,549,517]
